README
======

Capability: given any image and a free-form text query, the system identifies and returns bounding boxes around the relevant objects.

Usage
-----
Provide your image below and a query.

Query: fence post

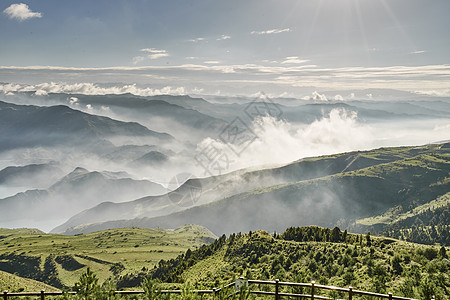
[388,292,392,300]
[311,281,315,300]
[41,290,45,300]
[2,291,7,300]
[348,286,352,300]
[275,279,279,300]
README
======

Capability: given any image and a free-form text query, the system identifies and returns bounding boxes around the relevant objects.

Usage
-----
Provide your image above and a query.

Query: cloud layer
[196,109,374,175]
[251,28,291,35]
[1,64,449,97]
[133,48,169,64]
[3,3,42,21]
[0,82,186,96]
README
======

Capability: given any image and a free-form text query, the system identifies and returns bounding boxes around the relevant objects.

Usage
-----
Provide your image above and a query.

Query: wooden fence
[1,278,422,300]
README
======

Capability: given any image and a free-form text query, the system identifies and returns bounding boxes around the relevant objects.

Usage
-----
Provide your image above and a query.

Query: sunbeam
[379,0,416,52]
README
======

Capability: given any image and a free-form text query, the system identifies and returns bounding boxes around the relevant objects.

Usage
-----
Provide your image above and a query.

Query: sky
[1,0,450,97]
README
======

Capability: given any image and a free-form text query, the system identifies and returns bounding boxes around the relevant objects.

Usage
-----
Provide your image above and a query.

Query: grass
[0,225,216,288]
[0,269,60,292]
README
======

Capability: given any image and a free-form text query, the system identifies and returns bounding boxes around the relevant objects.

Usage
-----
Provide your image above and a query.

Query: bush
[423,248,438,260]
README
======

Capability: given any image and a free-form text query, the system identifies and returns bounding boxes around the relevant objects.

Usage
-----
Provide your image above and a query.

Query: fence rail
[1,278,420,300]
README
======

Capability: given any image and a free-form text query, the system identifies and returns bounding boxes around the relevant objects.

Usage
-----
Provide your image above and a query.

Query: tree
[423,248,438,260]
[419,276,436,300]
[439,246,447,259]
[366,232,372,247]
[330,227,341,242]
[141,276,161,300]
[391,255,403,275]
[399,278,415,298]
[74,268,100,300]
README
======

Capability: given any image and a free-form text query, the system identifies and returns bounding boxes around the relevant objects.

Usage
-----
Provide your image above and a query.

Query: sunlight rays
[379,0,416,52]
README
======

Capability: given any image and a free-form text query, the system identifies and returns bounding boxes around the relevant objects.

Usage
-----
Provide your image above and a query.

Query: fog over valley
[0,85,448,233]
[0,0,449,241]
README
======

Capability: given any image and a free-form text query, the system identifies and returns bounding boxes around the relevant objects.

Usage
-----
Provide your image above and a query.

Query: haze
[0,0,449,233]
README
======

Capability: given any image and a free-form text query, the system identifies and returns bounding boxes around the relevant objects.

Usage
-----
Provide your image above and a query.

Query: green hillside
[136,226,448,299]
[0,270,60,293]
[0,225,216,289]
[55,143,445,234]
[70,144,450,246]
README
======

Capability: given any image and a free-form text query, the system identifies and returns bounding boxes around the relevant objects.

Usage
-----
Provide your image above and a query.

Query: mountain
[55,143,450,240]
[43,93,229,142]
[129,150,169,167]
[0,167,167,231]
[0,163,64,188]
[0,101,173,152]
[53,145,417,233]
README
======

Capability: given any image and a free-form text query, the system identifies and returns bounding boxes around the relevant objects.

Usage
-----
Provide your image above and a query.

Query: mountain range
[0,167,167,230]
[0,90,449,245]
[54,143,450,245]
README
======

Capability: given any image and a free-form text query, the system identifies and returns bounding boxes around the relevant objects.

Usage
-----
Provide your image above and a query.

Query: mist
[0,87,449,233]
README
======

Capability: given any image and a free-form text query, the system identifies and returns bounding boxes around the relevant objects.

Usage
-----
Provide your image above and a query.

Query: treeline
[137,226,449,299]
[380,202,450,245]
[281,226,351,243]
[383,224,450,246]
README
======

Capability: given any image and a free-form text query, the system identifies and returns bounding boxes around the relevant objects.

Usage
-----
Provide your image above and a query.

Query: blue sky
[1,0,450,96]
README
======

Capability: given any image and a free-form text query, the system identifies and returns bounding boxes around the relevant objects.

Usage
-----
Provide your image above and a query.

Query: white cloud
[204,61,220,64]
[1,64,450,96]
[312,91,328,102]
[132,49,169,65]
[334,95,344,101]
[191,87,204,94]
[410,50,426,54]
[414,89,450,97]
[68,97,79,105]
[251,28,291,35]
[217,35,231,41]
[0,82,187,97]
[196,109,373,173]
[3,3,42,21]
[187,37,205,42]
[140,48,169,60]
[34,89,47,96]
[281,56,309,64]
[132,56,145,65]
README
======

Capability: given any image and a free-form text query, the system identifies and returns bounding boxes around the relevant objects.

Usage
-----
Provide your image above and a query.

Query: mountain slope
[56,144,449,238]
[0,270,60,292]
[0,167,167,231]
[0,101,173,152]
[53,145,430,233]
[0,163,64,189]
[45,93,229,142]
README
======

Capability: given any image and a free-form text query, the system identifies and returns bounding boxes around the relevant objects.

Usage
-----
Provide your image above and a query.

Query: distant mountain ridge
[55,143,450,243]
[0,167,167,230]
[0,163,64,188]
[0,100,173,152]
